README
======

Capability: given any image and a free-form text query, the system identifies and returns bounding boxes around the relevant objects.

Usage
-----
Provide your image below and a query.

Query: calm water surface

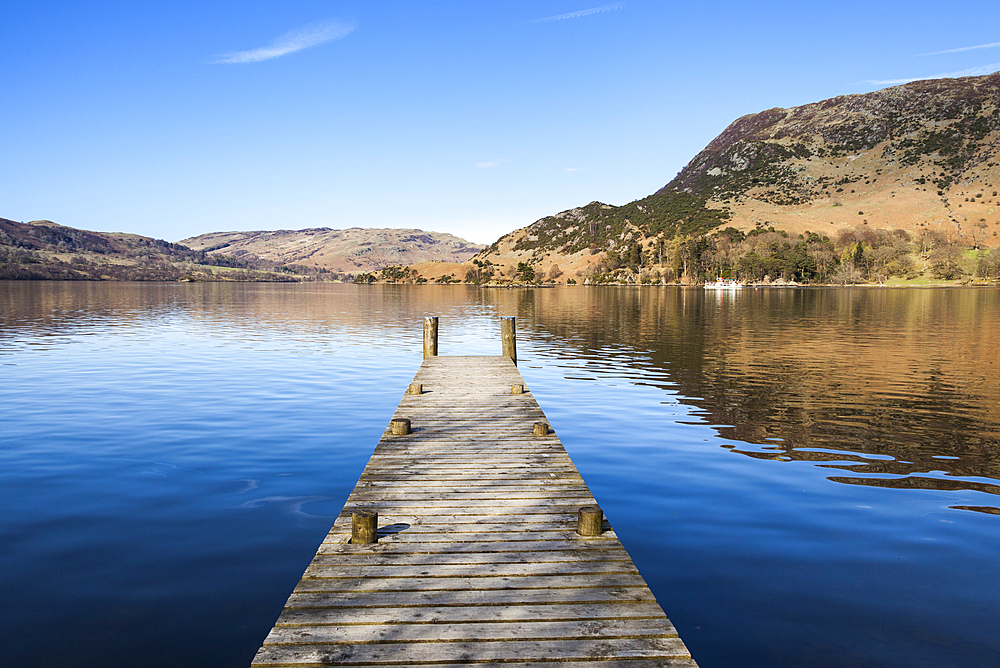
[1,282,998,667]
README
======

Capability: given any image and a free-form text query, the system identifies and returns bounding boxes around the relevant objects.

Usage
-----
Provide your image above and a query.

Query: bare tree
[832,262,865,285]
[976,248,1000,279]
[929,245,964,279]
[971,221,988,249]
[918,228,947,256]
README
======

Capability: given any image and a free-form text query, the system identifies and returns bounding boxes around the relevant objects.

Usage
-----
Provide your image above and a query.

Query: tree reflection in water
[496,285,1000,512]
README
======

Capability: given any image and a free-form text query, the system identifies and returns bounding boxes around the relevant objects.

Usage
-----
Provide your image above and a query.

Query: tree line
[580,224,999,285]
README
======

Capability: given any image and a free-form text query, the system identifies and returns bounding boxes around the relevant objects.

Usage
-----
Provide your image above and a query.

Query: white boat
[704,278,743,289]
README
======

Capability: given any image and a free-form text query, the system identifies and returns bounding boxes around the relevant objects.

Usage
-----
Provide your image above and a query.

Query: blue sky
[3,1,999,244]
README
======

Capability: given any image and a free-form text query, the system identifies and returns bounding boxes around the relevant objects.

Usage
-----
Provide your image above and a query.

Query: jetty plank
[301,561,642,579]
[291,572,651,592]
[262,619,676,644]
[274,602,672,627]
[252,355,697,667]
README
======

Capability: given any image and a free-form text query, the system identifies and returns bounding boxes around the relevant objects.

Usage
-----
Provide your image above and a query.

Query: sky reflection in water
[1,282,998,668]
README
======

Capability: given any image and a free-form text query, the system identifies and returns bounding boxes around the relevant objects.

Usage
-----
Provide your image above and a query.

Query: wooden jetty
[252,317,698,667]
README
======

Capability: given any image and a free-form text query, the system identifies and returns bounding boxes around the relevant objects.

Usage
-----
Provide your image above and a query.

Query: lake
[1,281,998,667]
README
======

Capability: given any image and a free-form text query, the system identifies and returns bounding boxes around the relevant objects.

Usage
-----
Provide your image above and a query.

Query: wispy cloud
[212,20,356,64]
[476,159,508,169]
[865,63,1000,85]
[529,3,623,23]
[922,41,1000,56]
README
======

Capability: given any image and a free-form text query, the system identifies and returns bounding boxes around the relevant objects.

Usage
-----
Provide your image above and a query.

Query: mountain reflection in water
[509,286,1000,512]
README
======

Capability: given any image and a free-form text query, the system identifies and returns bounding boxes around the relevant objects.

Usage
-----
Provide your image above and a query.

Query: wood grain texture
[251,356,697,667]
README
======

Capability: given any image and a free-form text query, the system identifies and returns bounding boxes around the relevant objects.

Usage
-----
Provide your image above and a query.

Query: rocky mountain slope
[180,227,484,273]
[476,72,1000,281]
[662,72,1000,238]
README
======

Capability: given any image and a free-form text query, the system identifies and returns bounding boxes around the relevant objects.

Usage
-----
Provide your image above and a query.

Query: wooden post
[390,418,411,435]
[408,383,423,395]
[511,384,524,394]
[352,510,378,544]
[577,505,603,536]
[533,421,549,436]
[423,316,438,358]
[501,316,516,365]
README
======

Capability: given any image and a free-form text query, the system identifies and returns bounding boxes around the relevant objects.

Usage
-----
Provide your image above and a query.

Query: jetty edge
[251,317,699,667]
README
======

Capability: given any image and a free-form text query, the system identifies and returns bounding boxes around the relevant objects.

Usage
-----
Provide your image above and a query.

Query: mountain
[180,227,484,273]
[476,72,1000,284]
[474,192,730,282]
[1,218,483,281]
[661,71,1000,237]
[0,218,331,281]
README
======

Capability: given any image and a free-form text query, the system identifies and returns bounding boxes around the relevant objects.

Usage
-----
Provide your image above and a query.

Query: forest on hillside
[362,224,1000,286]
[579,224,1000,285]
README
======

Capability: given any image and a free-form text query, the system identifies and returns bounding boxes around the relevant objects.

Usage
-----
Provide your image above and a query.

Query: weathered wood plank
[343,491,595,501]
[362,453,574,461]
[301,561,640,579]
[274,602,670,626]
[351,487,587,496]
[284,586,657,609]
[256,661,697,668]
[253,638,692,665]
[263,619,678,644]
[327,515,583,527]
[330,512,602,522]
[307,550,637,566]
[359,472,583,479]
[326,521,594,534]
[338,500,597,512]
[354,474,580,482]
[321,535,621,548]
[356,468,579,476]
[315,541,624,556]
[293,572,649,592]
[322,532,620,544]
[260,662,697,668]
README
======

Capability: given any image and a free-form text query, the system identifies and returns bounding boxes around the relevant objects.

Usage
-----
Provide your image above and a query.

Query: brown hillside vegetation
[663,72,1000,240]
[180,227,484,273]
[466,72,1000,286]
[0,218,336,281]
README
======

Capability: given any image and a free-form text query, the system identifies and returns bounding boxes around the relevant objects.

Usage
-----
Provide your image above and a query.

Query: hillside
[662,71,1000,238]
[473,72,1000,285]
[473,191,730,283]
[0,218,333,281]
[180,227,484,273]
